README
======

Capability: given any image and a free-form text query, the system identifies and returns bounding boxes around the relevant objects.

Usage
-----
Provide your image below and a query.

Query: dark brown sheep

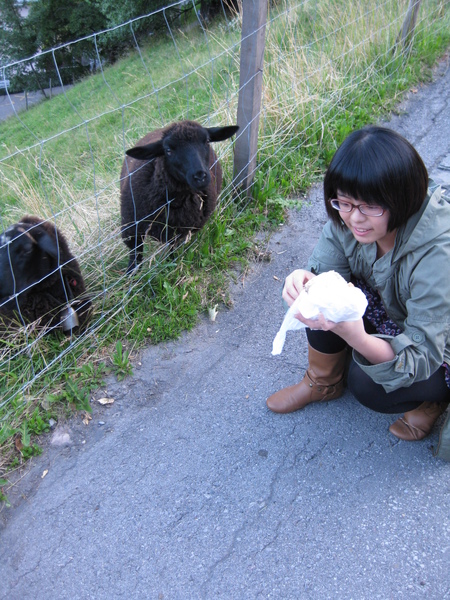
[120,120,239,272]
[0,215,91,335]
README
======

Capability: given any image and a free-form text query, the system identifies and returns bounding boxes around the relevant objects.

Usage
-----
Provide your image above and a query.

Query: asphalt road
[0,58,449,600]
[0,86,70,122]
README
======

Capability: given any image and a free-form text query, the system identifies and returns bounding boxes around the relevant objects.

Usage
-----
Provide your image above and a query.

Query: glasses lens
[360,205,384,216]
[331,200,352,212]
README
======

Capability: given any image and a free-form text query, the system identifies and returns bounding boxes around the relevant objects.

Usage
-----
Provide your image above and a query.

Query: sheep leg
[126,246,144,274]
[126,236,145,274]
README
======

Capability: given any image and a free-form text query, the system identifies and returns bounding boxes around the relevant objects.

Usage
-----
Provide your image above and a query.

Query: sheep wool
[120,120,239,273]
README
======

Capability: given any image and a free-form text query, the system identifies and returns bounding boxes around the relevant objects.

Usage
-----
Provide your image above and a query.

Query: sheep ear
[126,141,165,161]
[206,125,239,143]
[34,228,59,259]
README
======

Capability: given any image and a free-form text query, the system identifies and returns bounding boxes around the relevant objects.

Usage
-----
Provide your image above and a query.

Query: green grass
[0,0,449,496]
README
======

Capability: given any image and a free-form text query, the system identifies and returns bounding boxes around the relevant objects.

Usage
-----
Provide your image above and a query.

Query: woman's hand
[295,312,365,341]
[284,269,397,365]
[282,269,316,307]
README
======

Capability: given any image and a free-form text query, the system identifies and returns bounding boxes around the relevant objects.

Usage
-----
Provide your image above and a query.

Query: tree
[27,0,107,83]
[0,0,237,91]
[0,0,37,61]
[0,0,43,92]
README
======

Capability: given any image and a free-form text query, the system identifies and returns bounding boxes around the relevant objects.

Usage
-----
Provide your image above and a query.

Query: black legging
[306,328,450,414]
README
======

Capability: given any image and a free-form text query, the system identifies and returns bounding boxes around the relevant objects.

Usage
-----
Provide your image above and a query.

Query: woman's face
[335,192,397,256]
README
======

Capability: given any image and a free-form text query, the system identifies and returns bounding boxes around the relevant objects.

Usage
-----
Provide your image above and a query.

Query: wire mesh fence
[0,0,448,415]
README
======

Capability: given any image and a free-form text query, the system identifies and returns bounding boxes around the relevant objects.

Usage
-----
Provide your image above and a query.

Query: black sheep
[120,120,239,272]
[0,215,91,334]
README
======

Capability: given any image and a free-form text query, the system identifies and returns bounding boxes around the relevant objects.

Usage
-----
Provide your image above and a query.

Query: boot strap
[399,418,424,436]
[305,371,343,396]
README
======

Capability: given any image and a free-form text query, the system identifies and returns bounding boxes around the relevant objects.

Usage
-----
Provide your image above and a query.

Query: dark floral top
[353,278,450,389]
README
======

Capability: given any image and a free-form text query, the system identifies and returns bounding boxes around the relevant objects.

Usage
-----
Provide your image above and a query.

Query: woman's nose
[348,207,367,223]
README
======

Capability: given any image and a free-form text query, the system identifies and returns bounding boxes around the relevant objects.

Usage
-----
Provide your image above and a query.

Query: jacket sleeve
[353,243,450,392]
[307,221,354,280]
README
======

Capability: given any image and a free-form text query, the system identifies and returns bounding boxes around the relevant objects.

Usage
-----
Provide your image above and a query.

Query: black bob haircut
[323,126,429,231]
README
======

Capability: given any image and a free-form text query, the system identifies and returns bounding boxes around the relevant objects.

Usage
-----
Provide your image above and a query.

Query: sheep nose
[193,170,208,185]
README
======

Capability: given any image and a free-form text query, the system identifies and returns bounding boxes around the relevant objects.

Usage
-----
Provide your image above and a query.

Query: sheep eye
[165,147,173,156]
[19,245,33,257]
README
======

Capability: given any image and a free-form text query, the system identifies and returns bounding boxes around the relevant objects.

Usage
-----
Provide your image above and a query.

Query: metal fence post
[233,0,268,194]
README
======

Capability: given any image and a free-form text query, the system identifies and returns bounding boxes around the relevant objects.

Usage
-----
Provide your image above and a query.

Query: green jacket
[307,183,450,460]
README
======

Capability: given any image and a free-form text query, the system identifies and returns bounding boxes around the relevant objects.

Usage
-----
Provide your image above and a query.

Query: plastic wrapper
[271,270,368,355]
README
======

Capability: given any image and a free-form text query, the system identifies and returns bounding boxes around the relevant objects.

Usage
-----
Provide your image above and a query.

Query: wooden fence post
[233,0,268,194]
[396,0,422,52]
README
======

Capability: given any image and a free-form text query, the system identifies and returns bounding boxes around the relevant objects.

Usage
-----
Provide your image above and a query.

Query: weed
[111,341,133,381]
[20,443,43,461]
[13,422,43,462]
[0,479,11,507]
[26,408,51,436]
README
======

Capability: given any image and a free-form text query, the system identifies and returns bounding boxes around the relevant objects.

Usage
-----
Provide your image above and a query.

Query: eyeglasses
[330,199,385,217]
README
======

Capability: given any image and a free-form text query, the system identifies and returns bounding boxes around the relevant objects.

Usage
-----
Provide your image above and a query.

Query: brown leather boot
[267,345,347,414]
[389,402,449,441]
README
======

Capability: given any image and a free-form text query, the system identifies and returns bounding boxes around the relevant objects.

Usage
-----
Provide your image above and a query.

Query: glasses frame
[329,199,385,217]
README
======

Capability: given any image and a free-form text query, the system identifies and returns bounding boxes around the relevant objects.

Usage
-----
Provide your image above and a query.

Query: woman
[267,126,450,457]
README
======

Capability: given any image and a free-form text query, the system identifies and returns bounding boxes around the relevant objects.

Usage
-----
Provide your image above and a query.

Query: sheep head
[0,221,60,303]
[125,121,239,193]
[0,217,91,334]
